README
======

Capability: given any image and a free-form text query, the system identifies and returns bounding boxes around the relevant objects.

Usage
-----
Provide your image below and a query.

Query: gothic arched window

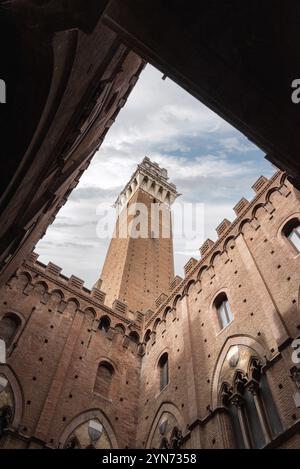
[0,314,21,348]
[128,331,140,344]
[94,362,114,398]
[215,294,233,330]
[143,329,151,343]
[114,324,125,335]
[283,218,300,252]
[63,418,111,449]
[0,375,14,439]
[220,357,283,448]
[98,316,110,332]
[158,353,169,391]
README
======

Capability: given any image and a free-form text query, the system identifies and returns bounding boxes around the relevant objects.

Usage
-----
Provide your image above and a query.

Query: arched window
[94,362,114,398]
[283,218,300,252]
[143,329,151,343]
[63,417,112,449]
[0,314,21,348]
[220,358,283,448]
[128,331,139,344]
[0,375,14,439]
[98,316,110,333]
[114,324,125,335]
[215,294,233,330]
[158,353,169,391]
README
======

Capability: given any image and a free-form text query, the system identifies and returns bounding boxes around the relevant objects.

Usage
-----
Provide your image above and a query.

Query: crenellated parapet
[113,156,180,211]
[143,169,292,332]
[7,253,143,353]
[169,275,183,291]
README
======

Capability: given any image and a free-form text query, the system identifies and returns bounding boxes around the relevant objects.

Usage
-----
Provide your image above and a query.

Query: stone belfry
[96,157,179,313]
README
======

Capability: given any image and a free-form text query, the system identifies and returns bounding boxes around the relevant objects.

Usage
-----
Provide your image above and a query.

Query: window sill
[156,383,169,398]
[92,392,112,404]
[216,320,233,336]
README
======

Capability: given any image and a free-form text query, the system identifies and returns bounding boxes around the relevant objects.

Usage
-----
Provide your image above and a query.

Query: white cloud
[37,65,274,289]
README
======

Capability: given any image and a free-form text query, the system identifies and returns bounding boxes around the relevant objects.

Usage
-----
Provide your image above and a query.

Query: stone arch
[17,271,32,283]
[145,401,185,449]
[0,364,23,431]
[66,297,80,308]
[162,306,172,320]
[276,212,300,253]
[210,250,222,267]
[223,235,236,252]
[114,323,126,335]
[153,318,161,331]
[277,212,300,238]
[32,280,48,290]
[0,310,25,326]
[98,315,111,332]
[32,280,49,298]
[211,335,269,408]
[238,218,252,234]
[197,265,208,281]
[252,203,267,220]
[143,329,151,343]
[64,298,80,315]
[94,356,118,374]
[183,279,195,296]
[93,361,115,398]
[279,172,288,186]
[83,307,97,319]
[128,331,140,344]
[58,408,118,449]
[49,289,64,300]
[266,186,281,203]
[172,294,181,309]
[0,311,24,351]
[12,271,32,290]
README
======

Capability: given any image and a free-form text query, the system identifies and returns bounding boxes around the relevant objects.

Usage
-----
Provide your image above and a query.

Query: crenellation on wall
[91,287,106,304]
[200,239,214,257]
[68,275,85,290]
[155,292,168,309]
[233,197,249,215]
[21,254,140,330]
[170,275,183,291]
[112,299,128,316]
[252,175,269,193]
[216,219,231,238]
[45,262,62,276]
[184,258,198,275]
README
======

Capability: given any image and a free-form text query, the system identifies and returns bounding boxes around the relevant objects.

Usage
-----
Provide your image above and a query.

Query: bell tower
[96,157,179,313]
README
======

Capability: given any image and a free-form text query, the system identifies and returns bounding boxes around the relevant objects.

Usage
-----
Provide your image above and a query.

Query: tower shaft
[97,157,179,313]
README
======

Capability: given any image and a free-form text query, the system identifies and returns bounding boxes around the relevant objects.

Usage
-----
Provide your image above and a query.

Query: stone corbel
[40,292,50,305]
[23,283,34,296]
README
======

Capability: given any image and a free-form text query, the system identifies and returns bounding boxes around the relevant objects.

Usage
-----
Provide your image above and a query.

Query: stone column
[247,381,271,443]
[231,395,251,449]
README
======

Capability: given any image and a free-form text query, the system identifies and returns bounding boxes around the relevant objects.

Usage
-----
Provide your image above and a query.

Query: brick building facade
[1,158,300,449]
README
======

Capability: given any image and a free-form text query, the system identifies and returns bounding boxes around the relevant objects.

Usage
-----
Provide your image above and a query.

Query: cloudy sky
[36,64,274,289]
